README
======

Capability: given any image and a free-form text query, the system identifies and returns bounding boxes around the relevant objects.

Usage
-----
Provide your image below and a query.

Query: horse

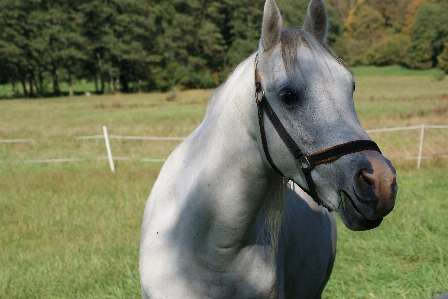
[139,0,398,298]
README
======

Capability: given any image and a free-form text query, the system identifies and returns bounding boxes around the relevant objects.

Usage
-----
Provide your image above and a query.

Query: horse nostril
[352,151,397,219]
[355,169,375,197]
[360,170,374,187]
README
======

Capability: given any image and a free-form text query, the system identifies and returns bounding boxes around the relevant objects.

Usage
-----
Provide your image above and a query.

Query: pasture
[0,72,447,298]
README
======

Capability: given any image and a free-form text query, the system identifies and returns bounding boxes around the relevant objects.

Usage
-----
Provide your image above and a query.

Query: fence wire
[1,125,447,171]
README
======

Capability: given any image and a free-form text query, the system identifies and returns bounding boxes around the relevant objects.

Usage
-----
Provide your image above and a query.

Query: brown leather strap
[256,97,285,177]
[254,55,382,210]
[308,140,381,167]
[260,95,304,159]
[300,140,381,210]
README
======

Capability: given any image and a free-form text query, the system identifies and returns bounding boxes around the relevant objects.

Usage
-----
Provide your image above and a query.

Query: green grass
[1,76,448,298]
[0,81,98,99]
[352,65,442,77]
[326,162,448,299]
[0,162,157,298]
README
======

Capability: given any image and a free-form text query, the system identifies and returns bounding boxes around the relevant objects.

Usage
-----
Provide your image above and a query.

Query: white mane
[260,175,290,252]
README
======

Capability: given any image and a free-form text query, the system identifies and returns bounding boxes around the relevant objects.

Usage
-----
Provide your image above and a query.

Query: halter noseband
[254,54,382,210]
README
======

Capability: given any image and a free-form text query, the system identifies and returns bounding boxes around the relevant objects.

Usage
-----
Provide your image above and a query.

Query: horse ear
[302,0,328,42]
[261,0,283,51]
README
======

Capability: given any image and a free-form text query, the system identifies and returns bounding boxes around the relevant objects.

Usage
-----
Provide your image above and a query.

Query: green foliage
[340,3,387,65]
[366,0,409,27]
[366,34,411,66]
[404,2,448,69]
[0,0,337,95]
[437,43,448,73]
[1,0,448,96]
[349,4,385,41]
[277,0,308,28]
[325,3,345,47]
[337,0,448,70]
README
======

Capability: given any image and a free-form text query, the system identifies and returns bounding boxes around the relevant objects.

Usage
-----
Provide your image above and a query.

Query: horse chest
[141,239,280,298]
[191,245,282,299]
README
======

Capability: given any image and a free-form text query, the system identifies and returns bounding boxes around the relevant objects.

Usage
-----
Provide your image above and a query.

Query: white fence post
[417,124,425,170]
[103,126,115,173]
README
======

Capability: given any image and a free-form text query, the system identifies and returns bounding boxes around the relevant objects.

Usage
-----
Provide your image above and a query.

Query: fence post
[417,124,425,170]
[103,126,115,173]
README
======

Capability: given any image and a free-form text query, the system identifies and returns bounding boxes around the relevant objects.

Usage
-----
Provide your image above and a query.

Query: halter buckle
[298,155,313,171]
[255,84,265,105]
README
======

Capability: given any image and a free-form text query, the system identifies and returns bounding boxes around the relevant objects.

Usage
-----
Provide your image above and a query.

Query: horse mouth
[338,191,383,231]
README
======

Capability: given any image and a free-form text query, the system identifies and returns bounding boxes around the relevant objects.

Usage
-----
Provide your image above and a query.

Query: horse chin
[337,191,383,231]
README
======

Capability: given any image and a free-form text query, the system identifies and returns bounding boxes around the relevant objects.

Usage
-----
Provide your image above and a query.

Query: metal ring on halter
[298,155,313,171]
[253,55,382,211]
[256,89,265,105]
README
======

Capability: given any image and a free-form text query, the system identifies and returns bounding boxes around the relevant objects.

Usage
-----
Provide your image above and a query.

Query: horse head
[255,0,397,231]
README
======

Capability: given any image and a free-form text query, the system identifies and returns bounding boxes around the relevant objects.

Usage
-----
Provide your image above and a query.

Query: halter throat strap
[254,54,382,210]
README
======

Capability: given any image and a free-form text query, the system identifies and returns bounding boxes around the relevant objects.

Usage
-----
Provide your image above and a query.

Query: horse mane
[280,29,351,82]
[260,175,291,253]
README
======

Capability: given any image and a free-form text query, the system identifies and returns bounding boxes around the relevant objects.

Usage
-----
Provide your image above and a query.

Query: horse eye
[353,82,356,92]
[280,91,297,104]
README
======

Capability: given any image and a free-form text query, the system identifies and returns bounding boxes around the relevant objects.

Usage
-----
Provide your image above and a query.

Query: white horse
[139,0,398,298]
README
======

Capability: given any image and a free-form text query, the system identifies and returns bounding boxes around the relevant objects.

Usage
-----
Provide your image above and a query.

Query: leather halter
[254,54,382,210]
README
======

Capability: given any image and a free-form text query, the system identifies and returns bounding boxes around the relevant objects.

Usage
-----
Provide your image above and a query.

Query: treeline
[0,0,447,97]
[333,0,448,70]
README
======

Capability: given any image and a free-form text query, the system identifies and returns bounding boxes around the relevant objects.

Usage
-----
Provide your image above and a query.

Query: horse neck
[200,54,260,170]
[184,54,288,252]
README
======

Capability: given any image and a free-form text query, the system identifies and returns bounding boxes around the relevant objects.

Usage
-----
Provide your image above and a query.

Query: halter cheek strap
[254,55,382,210]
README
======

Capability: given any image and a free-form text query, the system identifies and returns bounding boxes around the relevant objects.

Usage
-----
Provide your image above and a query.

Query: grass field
[0,73,447,298]
[352,65,443,77]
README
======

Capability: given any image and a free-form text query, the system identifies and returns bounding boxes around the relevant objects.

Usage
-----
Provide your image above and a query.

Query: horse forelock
[280,29,350,82]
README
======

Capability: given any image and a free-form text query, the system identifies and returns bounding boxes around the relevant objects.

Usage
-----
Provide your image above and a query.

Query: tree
[366,0,408,27]
[403,0,428,35]
[43,0,86,96]
[438,43,448,73]
[341,3,386,65]
[221,0,263,69]
[78,0,117,94]
[0,0,347,95]
[329,0,358,19]
[366,35,411,66]
[404,2,448,69]
[277,0,309,28]
[110,0,158,92]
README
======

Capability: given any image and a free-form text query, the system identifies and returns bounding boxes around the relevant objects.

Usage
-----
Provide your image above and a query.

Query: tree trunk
[30,71,40,97]
[21,78,27,97]
[96,52,105,93]
[52,63,60,96]
[28,72,35,98]
[132,67,141,92]
[120,74,128,92]
[100,73,105,93]
[68,69,73,96]
[38,71,44,96]
[109,69,114,93]
[11,74,16,97]
[115,73,120,92]
[93,72,98,93]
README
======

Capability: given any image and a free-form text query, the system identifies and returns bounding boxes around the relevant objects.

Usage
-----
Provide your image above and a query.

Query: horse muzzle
[339,150,397,231]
